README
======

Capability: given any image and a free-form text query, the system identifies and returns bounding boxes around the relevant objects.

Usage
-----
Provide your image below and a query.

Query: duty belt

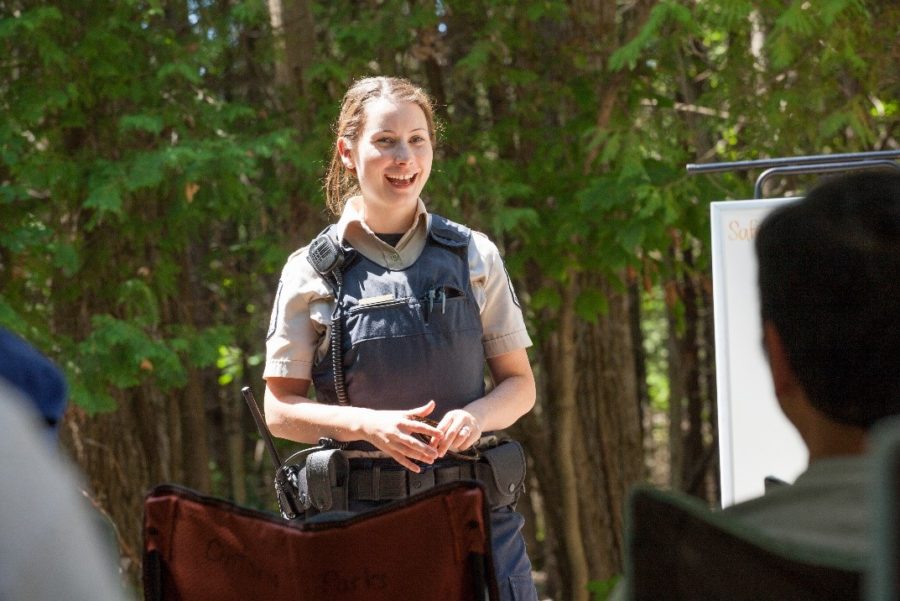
[292,439,527,516]
[348,460,480,502]
[347,437,525,511]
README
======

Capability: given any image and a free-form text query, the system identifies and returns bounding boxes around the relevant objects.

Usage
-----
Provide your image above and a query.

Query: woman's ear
[337,138,355,171]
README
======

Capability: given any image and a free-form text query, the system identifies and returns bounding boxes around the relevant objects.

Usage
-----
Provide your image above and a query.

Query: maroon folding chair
[143,480,498,601]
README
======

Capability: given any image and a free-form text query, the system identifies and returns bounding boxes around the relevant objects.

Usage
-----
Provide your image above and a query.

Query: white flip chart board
[711,197,807,507]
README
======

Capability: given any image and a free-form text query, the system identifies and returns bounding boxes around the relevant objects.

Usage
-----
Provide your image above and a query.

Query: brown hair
[323,76,438,216]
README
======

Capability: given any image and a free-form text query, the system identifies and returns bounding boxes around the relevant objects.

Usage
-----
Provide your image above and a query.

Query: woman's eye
[376,137,394,145]
[410,136,427,144]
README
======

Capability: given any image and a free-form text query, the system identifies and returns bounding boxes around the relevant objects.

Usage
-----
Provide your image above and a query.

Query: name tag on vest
[358,293,396,307]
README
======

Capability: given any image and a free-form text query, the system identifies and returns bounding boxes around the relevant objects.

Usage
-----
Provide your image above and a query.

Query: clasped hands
[363,400,481,473]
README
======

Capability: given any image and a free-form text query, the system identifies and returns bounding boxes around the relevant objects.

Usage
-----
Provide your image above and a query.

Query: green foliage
[575,290,609,323]
[66,315,187,413]
[609,1,694,72]
[642,289,671,413]
[1,1,296,411]
[1,0,895,426]
[587,575,621,600]
[2,2,897,597]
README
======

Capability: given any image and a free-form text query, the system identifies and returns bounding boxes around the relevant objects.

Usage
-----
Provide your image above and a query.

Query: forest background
[2,1,898,599]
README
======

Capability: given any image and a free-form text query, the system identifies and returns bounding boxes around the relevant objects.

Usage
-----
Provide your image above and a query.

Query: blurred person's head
[0,328,67,437]
[756,169,900,456]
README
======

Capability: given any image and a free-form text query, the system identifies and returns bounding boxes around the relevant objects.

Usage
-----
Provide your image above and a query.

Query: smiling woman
[261,76,539,601]
[323,77,439,222]
[336,96,433,232]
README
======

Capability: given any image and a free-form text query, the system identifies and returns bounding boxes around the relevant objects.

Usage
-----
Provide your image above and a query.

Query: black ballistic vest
[311,215,486,420]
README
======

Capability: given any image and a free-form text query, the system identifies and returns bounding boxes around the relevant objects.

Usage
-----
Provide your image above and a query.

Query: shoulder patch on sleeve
[266,279,284,341]
[505,267,521,308]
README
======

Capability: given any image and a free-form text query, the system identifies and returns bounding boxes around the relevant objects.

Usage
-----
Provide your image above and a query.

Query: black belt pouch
[475,440,527,509]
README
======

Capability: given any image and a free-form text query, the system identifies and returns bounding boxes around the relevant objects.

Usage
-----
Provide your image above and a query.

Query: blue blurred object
[0,328,68,432]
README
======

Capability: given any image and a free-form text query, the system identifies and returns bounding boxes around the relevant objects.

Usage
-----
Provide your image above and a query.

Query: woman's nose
[393,143,411,163]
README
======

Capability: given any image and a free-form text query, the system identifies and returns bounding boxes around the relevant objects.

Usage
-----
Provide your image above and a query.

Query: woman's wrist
[344,406,377,442]
[459,405,486,434]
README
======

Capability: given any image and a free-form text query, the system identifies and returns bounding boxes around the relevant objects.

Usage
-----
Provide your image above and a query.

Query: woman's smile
[386,172,419,188]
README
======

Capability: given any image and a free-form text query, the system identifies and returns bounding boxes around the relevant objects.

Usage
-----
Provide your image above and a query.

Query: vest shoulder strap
[428,214,471,249]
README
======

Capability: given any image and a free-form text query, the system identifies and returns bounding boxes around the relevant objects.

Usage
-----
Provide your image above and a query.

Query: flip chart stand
[687,150,900,506]
[687,149,900,198]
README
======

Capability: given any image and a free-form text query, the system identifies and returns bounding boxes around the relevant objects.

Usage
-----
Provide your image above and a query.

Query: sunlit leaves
[119,114,165,136]
[769,0,868,69]
[0,212,51,253]
[0,7,66,67]
[575,289,608,323]
[84,169,124,217]
[456,39,494,72]
[76,314,186,393]
[50,241,81,277]
[156,61,203,85]
[169,325,234,370]
[117,279,160,329]
[608,1,695,72]
[530,286,562,312]
[0,1,297,412]
[489,206,540,235]
[216,345,243,385]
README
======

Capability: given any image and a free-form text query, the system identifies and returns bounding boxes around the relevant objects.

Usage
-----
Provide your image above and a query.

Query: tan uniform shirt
[264,196,532,381]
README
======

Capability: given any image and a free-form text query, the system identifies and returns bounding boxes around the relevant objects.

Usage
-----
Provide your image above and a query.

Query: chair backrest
[868,415,900,601]
[624,486,862,601]
[143,481,498,601]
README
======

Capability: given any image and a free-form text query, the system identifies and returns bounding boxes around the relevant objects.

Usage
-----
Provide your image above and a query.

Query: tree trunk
[665,239,719,500]
[580,276,644,572]
[62,385,169,585]
[518,271,644,600]
[666,280,685,489]
[670,41,721,503]
[223,382,248,504]
[268,0,316,129]
[552,276,591,601]
[506,2,657,595]
[177,245,213,492]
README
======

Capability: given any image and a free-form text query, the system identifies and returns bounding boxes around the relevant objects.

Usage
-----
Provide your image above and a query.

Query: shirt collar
[334,196,430,270]
[334,196,427,240]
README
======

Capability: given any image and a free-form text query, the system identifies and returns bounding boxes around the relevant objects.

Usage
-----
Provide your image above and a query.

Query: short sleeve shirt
[264,196,532,381]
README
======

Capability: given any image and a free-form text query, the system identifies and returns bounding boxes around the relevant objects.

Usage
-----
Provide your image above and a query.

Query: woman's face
[339,98,433,222]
